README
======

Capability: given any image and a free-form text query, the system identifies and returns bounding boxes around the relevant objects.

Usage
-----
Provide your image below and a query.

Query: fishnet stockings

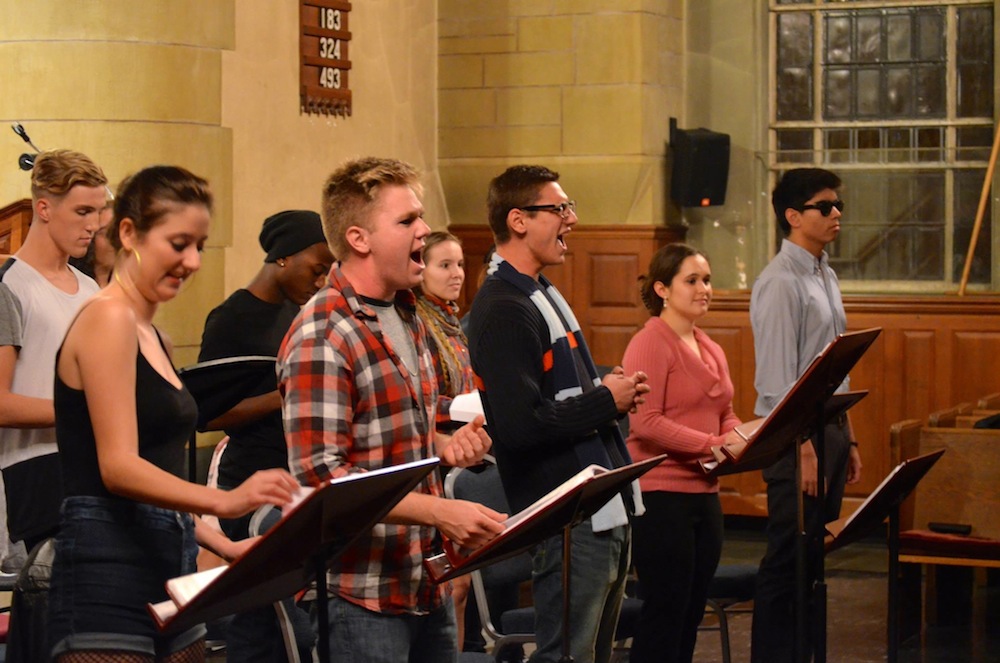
[57,653,151,663]
[56,640,205,663]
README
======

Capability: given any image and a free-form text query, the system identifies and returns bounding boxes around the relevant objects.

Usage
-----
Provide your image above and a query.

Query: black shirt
[55,348,196,498]
[198,289,299,487]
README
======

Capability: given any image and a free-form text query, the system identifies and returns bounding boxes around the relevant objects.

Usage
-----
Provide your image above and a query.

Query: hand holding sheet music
[424,455,667,583]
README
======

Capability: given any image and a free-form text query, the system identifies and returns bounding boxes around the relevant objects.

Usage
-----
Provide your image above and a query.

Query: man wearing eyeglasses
[749,168,863,663]
[468,165,649,663]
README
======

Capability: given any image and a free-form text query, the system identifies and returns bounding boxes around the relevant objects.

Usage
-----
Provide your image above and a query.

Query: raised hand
[440,415,492,467]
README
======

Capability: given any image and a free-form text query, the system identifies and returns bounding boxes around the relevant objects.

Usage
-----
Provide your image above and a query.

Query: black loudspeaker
[670,128,730,207]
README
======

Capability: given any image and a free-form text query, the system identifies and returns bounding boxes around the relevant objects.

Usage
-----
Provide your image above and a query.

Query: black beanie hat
[258,210,327,263]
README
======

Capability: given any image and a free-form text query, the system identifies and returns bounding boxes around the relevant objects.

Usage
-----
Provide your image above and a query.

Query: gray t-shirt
[0,259,99,469]
[0,283,23,350]
[373,300,427,430]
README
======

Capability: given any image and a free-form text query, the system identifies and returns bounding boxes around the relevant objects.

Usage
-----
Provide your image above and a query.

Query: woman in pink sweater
[623,243,746,663]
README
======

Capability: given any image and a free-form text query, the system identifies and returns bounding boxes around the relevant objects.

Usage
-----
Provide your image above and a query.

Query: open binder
[148,458,438,634]
[824,449,944,553]
[700,327,881,477]
[178,355,277,430]
[424,454,667,583]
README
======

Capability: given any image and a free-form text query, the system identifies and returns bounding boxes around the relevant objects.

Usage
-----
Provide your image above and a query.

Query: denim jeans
[49,496,204,658]
[529,519,630,663]
[221,504,314,662]
[314,594,457,663]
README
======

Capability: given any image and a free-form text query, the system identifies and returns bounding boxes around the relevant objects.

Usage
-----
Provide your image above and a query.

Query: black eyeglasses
[517,200,577,219]
[798,199,844,217]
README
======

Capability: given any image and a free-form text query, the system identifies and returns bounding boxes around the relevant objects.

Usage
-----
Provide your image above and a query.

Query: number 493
[320,67,342,89]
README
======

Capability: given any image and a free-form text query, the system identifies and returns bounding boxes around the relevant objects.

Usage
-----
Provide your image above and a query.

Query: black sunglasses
[798,199,844,217]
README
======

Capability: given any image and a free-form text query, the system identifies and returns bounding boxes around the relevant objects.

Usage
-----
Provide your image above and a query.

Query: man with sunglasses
[468,165,649,663]
[749,168,863,663]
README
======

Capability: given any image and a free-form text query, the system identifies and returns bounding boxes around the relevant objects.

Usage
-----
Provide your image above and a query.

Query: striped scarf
[488,254,600,402]
[416,292,467,397]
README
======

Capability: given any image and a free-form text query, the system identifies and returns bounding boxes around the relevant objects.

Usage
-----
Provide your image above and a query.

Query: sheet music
[450,390,487,424]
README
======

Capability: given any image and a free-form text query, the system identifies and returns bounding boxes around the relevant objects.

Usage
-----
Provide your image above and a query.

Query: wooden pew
[977,392,1000,410]
[927,401,1000,428]
[954,410,1000,428]
[890,421,1000,640]
[927,402,974,427]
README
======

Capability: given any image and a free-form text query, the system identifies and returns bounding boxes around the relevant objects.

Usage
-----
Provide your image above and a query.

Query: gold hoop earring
[114,247,142,290]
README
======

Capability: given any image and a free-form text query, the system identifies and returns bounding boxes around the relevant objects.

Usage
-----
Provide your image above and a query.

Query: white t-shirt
[0,258,99,469]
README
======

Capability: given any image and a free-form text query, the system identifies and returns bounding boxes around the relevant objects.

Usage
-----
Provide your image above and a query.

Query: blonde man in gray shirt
[749,168,862,663]
[0,150,106,552]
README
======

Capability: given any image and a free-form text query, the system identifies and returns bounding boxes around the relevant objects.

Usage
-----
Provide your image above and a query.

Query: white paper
[450,390,487,424]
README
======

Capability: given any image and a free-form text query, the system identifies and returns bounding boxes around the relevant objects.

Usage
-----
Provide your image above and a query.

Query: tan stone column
[437,1,684,229]
[0,0,235,365]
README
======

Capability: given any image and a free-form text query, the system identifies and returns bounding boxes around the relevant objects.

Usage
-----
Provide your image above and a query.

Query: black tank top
[55,346,198,498]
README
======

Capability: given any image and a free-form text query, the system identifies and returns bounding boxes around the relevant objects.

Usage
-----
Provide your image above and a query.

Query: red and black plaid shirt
[277,266,444,615]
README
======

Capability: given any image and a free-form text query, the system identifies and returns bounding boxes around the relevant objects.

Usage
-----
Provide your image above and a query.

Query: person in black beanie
[198,209,334,663]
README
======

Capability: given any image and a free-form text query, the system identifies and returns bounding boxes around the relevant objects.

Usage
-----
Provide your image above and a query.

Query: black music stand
[701,327,881,663]
[150,457,438,663]
[177,355,277,481]
[426,454,667,663]
[819,449,943,663]
[704,390,869,477]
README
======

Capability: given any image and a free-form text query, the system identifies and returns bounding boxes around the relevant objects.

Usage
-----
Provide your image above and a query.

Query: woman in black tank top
[49,166,298,663]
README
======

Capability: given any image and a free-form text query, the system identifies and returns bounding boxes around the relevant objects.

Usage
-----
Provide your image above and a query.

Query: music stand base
[559,525,574,663]
[316,553,330,663]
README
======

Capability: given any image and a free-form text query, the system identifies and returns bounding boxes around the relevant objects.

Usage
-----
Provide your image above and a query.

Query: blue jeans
[220,504,314,662]
[314,594,457,663]
[530,519,630,663]
[49,496,205,658]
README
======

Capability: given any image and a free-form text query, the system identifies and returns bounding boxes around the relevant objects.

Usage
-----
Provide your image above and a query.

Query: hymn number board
[300,1,352,117]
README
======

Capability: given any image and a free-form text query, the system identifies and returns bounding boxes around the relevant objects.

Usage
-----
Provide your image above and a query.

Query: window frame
[766,0,997,293]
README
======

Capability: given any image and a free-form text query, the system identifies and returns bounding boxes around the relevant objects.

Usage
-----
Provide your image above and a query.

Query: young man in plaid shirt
[277,157,506,662]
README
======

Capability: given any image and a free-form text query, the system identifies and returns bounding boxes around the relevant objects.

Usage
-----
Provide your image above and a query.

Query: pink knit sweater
[622,317,741,494]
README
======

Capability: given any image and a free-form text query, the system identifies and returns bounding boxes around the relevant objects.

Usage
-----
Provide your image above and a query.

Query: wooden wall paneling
[448,227,1000,519]
[951,331,1000,406]
[590,325,643,368]
[450,226,495,310]
[847,330,887,484]
[0,199,32,257]
[900,331,935,422]
[590,253,641,307]
[704,294,1000,517]
[450,224,686,367]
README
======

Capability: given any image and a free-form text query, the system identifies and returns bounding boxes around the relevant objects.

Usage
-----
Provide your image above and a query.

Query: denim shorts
[49,496,206,658]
